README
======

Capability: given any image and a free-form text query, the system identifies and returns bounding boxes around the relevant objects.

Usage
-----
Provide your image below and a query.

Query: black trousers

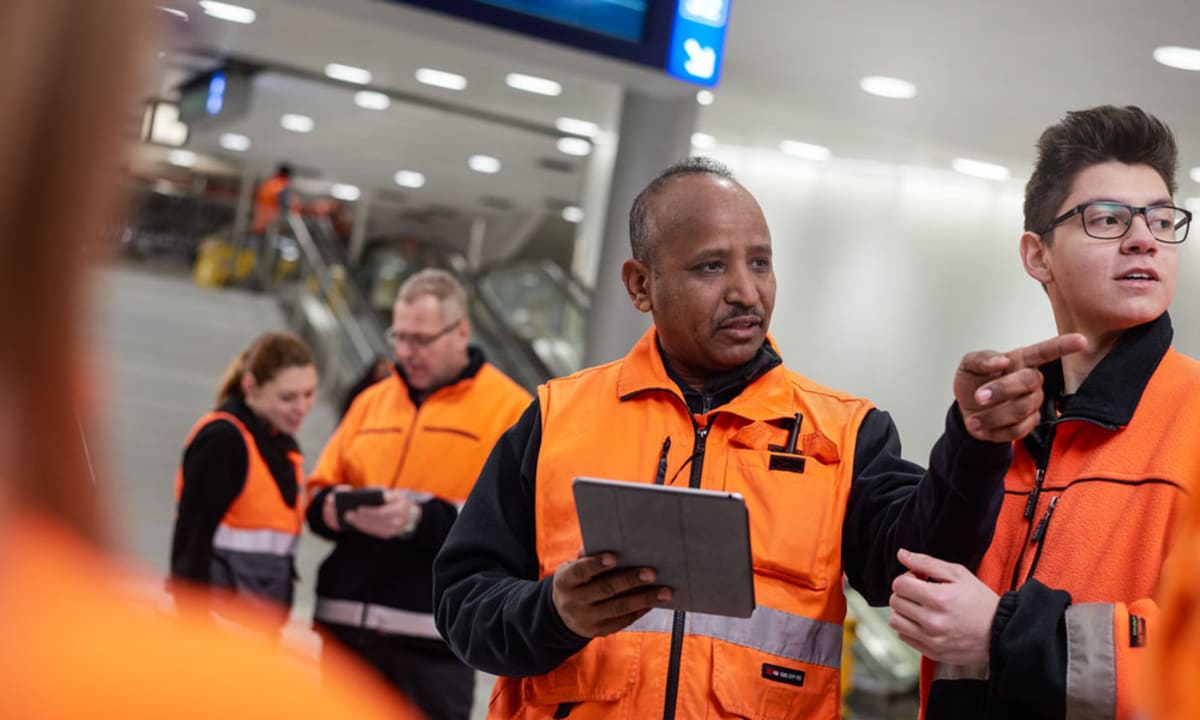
[321,622,475,720]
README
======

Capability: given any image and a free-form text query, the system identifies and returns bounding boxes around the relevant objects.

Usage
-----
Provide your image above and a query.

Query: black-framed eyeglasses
[385,320,461,348]
[1039,201,1192,244]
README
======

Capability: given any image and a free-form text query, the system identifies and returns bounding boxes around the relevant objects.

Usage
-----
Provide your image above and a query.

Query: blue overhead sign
[393,0,732,88]
[665,0,729,86]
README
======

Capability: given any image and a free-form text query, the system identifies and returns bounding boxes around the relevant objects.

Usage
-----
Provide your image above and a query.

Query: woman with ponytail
[170,331,318,627]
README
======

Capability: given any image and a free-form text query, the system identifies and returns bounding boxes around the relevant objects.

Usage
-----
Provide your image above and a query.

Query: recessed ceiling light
[1153,46,1200,71]
[562,206,584,223]
[556,137,591,157]
[416,68,467,91]
[696,90,714,106]
[354,90,390,110]
[167,149,196,168]
[280,113,314,133]
[952,157,1011,181]
[1189,167,1200,183]
[555,117,599,138]
[779,140,831,161]
[325,63,372,85]
[331,183,361,202]
[505,72,562,96]
[219,132,251,152]
[394,170,426,188]
[691,132,716,149]
[468,155,501,174]
[860,75,917,99]
[198,1,255,24]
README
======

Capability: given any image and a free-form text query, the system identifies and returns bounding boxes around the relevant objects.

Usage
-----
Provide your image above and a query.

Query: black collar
[1040,312,1172,429]
[659,341,782,415]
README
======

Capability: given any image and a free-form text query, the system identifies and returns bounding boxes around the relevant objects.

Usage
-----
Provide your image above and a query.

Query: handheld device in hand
[572,477,755,618]
[335,487,385,523]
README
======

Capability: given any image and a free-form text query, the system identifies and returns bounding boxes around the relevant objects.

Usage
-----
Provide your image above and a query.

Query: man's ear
[621,258,652,313]
[1020,231,1053,284]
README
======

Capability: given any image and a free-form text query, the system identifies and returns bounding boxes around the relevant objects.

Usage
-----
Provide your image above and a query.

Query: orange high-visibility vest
[490,328,872,719]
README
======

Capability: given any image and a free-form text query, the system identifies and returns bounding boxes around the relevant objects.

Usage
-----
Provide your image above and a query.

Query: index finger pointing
[1008,333,1087,370]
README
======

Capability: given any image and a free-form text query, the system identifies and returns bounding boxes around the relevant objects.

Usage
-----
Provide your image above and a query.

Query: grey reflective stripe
[627,605,842,669]
[932,662,989,681]
[212,525,298,556]
[314,598,441,639]
[1065,603,1117,720]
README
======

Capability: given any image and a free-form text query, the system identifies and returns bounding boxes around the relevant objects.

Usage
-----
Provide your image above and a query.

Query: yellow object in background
[842,615,857,714]
[192,238,234,288]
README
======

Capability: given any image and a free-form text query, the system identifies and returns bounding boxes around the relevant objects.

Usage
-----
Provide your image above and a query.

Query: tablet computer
[572,477,755,618]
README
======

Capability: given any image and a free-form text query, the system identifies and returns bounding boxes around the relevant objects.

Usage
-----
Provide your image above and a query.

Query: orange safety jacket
[174,411,304,611]
[2,514,423,720]
[489,331,873,719]
[922,316,1200,719]
[251,175,296,234]
[307,358,531,637]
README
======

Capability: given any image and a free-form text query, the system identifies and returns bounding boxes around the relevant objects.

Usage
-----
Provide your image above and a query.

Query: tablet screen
[572,477,755,618]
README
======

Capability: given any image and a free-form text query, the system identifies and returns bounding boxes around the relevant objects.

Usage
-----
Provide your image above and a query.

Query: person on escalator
[307,268,530,720]
[170,331,318,632]
[432,156,1081,719]
[888,105,1200,720]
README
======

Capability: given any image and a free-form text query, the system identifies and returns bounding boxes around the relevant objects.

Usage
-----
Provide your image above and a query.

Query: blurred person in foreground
[0,2,417,717]
[170,331,318,631]
[307,268,531,719]
[889,106,1200,719]
[433,157,1083,718]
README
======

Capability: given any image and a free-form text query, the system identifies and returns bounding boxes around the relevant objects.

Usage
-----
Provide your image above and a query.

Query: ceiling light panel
[354,90,390,110]
[696,90,714,106]
[505,72,562,96]
[555,117,599,138]
[1189,167,1200,183]
[562,206,584,223]
[198,1,255,24]
[952,157,1011,181]
[219,132,251,152]
[1153,46,1200,71]
[416,68,468,91]
[394,170,426,188]
[468,155,501,174]
[860,75,917,99]
[691,132,716,149]
[325,63,372,85]
[556,137,591,156]
[779,140,831,161]
[280,113,314,133]
[168,149,196,168]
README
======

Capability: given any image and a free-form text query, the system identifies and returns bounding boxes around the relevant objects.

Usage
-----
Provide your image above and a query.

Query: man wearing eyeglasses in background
[889,105,1200,719]
[306,268,531,720]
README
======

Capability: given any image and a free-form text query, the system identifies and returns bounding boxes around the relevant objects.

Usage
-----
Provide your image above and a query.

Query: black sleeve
[170,420,248,584]
[433,400,589,677]
[987,579,1071,716]
[843,405,1011,604]
[408,497,460,552]
[306,485,339,540]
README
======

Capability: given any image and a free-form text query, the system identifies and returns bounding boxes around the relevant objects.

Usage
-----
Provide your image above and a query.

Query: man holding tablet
[434,157,1084,719]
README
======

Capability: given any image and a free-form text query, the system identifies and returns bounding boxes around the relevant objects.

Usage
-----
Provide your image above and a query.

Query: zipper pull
[1023,468,1045,520]
[654,436,671,485]
[1031,496,1059,544]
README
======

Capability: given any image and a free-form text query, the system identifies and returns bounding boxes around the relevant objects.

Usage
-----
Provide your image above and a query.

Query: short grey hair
[396,268,468,322]
[628,156,736,263]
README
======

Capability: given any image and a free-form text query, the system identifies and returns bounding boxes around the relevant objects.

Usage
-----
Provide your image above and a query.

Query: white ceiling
[156,0,1200,240]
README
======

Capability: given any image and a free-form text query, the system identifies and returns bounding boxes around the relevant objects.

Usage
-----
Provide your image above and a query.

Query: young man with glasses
[889,105,1200,719]
[306,268,531,720]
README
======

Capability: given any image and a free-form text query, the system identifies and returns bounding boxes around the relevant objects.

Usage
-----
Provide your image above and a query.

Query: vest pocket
[725,450,842,591]
[517,634,642,718]
[711,640,839,720]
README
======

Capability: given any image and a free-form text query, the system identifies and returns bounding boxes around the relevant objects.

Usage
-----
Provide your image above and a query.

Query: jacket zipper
[1024,496,1060,583]
[1009,465,1045,591]
[662,423,708,720]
